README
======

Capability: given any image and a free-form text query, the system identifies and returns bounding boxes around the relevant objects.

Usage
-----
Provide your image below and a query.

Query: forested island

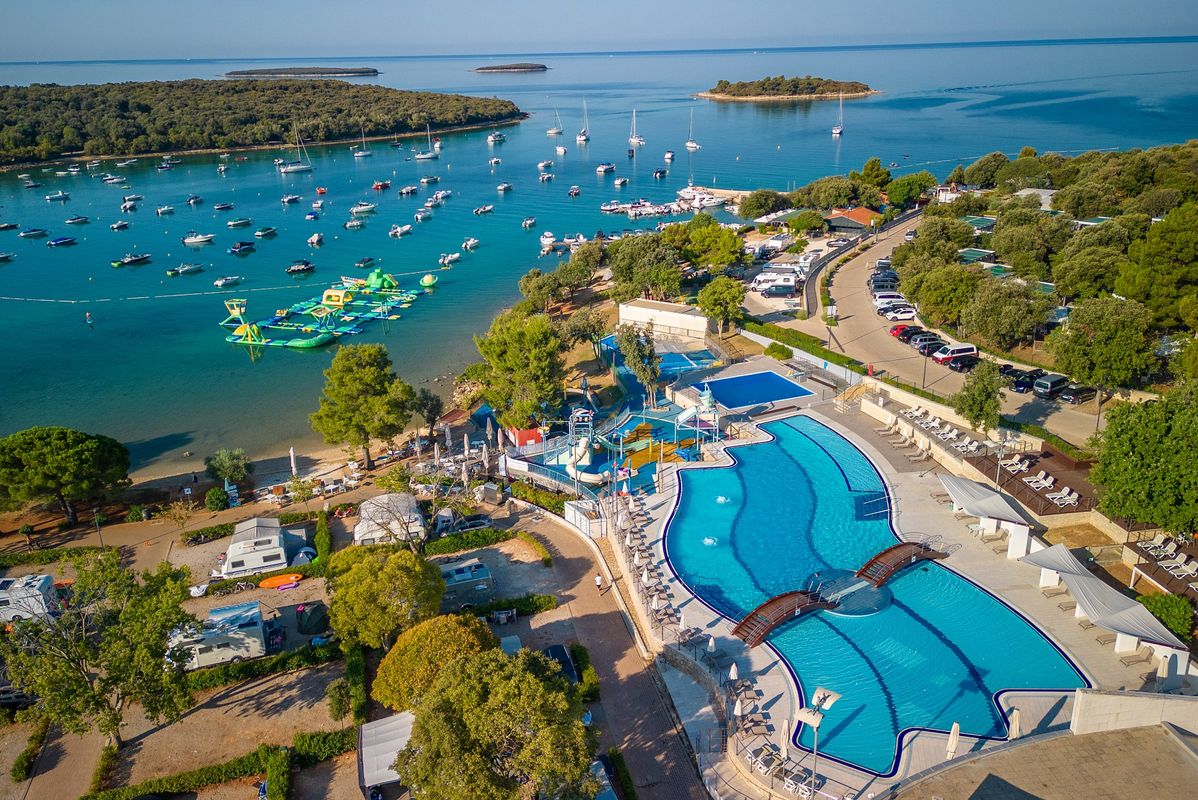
[473,63,548,73]
[0,80,523,163]
[224,66,379,78]
[699,75,875,101]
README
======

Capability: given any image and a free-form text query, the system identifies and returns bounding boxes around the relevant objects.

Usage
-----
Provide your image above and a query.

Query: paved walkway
[518,514,709,800]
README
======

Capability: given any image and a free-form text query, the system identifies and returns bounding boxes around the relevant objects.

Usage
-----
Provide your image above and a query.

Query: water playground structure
[219,267,426,349]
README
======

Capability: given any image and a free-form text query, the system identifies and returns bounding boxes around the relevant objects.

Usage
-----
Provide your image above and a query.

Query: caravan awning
[937,474,1037,527]
[1021,544,1186,650]
[357,711,414,790]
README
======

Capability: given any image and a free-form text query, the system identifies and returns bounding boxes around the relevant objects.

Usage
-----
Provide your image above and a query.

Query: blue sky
[6,0,1198,61]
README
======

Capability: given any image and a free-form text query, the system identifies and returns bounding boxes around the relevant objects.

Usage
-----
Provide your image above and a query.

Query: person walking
[595,573,604,594]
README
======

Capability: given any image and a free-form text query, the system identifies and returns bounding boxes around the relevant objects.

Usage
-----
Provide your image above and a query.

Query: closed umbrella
[732,698,744,719]
[633,551,644,568]
[434,442,441,467]
[289,446,298,476]
[707,635,717,653]
[678,611,686,631]
[1008,708,1021,740]
[463,432,470,454]
[497,427,505,449]
[651,594,661,611]
[728,662,739,682]
[779,716,790,761]
[640,567,652,586]
[461,462,469,487]
[946,721,961,759]
[486,416,495,445]
[624,530,633,548]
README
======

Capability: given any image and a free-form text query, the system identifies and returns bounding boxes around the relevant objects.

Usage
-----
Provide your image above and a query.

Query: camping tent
[353,493,426,545]
[357,711,414,795]
[296,602,329,636]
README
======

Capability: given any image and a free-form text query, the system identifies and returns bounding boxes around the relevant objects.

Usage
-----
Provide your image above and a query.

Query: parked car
[1032,373,1070,399]
[872,292,905,307]
[931,343,979,365]
[452,514,493,533]
[909,333,942,348]
[761,284,795,298]
[876,301,913,316]
[875,257,892,269]
[1009,368,1045,393]
[916,339,946,356]
[889,323,918,337]
[871,269,898,281]
[1059,384,1097,404]
[541,644,579,684]
[885,307,918,321]
[998,363,1022,378]
[947,354,981,372]
[897,325,927,343]
[904,229,918,241]
[828,237,851,248]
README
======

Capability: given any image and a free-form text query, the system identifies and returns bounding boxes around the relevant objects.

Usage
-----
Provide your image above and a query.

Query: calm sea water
[2,39,1196,474]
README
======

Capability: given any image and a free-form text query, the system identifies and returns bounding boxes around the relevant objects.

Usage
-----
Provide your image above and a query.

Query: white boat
[398,185,419,195]
[389,224,413,237]
[354,127,372,158]
[567,185,580,197]
[86,161,101,168]
[45,190,70,201]
[0,252,14,262]
[414,124,438,160]
[576,100,590,143]
[120,200,137,212]
[110,220,129,231]
[433,189,453,200]
[103,175,124,184]
[537,160,554,170]
[832,92,844,136]
[497,182,513,192]
[487,130,506,144]
[115,159,137,167]
[439,252,460,265]
[488,157,502,166]
[420,175,439,185]
[350,201,377,215]
[555,144,567,155]
[685,108,701,151]
[539,173,553,183]
[614,177,629,187]
[463,237,480,249]
[414,209,432,222]
[473,205,494,215]
[540,231,556,245]
[156,205,173,215]
[16,173,30,179]
[213,275,242,287]
[424,197,441,208]
[182,231,215,245]
[343,218,366,230]
[628,109,644,146]
[167,263,204,276]
[596,162,615,174]
[312,200,324,210]
[522,216,536,228]
[217,164,228,173]
[280,126,314,172]
[281,194,302,204]
[546,107,564,136]
[308,232,324,245]
[124,193,143,202]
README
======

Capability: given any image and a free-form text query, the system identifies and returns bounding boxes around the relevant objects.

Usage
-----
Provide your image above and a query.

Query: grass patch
[569,643,600,703]
[516,531,552,566]
[9,718,49,783]
[741,320,867,374]
[424,528,513,556]
[0,546,101,570]
[292,728,357,768]
[607,747,639,800]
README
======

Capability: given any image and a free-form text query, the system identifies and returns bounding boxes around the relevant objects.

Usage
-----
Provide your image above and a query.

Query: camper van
[216,518,300,580]
[749,271,797,292]
[169,601,272,670]
[0,574,59,622]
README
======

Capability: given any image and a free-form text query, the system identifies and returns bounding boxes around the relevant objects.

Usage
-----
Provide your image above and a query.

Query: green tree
[960,279,1051,350]
[555,253,596,300]
[607,235,683,301]
[850,157,891,188]
[474,310,566,430]
[949,361,1005,435]
[412,388,444,438]
[1051,246,1129,302]
[911,264,983,326]
[688,224,744,268]
[1090,382,1198,533]
[310,344,416,469]
[559,306,607,356]
[786,210,827,235]
[946,164,966,185]
[328,548,444,649]
[394,649,594,800]
[963,151,1011,188]
[204,486,229,512]
[518,268,562,314]
[614,323,662,409]
[203,448,253,485]
[373,615,498,711]
[883,170,937,209]
[1117,202,1198,329]
[0,550,195,747]
[288,475,317,505]
[737,189,789,219]
[697,276,746,334]
[0,427,130,525]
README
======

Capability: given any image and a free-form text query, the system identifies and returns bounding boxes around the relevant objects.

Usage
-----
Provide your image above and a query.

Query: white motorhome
[354,493,427,545]
[750,271,798,291]
[169,601,270,670]
[216,518,294,579]
[0,574,59,622]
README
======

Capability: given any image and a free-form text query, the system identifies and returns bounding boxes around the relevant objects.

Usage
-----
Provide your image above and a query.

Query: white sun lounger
[1022,470,1048,487]
[938,428,959,442]
[1045,485,1072,502]
[1052,490,1079,507]
[901,406,923,419]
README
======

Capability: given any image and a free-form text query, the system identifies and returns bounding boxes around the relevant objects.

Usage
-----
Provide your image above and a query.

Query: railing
[801,207,923,315]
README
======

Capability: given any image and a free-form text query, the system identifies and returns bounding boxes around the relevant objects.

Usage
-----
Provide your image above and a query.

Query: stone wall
[1070,688,1198,736]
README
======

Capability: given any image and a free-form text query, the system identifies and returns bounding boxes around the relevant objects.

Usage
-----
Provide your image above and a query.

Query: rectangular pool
[693,371,813,409]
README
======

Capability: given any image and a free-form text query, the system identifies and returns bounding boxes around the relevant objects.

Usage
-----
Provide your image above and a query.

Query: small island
[473,63,549,73]
[698,75,875,102]
[224,67,379,78]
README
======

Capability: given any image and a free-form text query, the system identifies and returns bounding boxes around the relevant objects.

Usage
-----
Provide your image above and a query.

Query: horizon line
[2,33,1198,68]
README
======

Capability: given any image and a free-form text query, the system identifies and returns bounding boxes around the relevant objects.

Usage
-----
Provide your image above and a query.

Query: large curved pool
[663,415,1087,775]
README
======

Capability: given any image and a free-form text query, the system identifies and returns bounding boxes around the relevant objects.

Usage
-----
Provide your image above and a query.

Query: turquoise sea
[1,38,1196,475]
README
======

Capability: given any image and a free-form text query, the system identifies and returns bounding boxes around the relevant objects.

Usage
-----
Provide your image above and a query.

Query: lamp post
[795,686,841,797]
[993,432,1009,490]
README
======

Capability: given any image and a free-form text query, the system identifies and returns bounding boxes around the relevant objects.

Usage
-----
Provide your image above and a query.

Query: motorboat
[664,150,675,162]
[115,159,137,167]
[373,179,392,190]
[355,257,375,269]
[474,205,494,215]
[102,175,124,184]
[121,200,138,212]
[186,195,203,206]
[86,161,101,168]
[255,226,278,238]
[18,228,48,238]
[156,205,174,215]
[398,185,419,195]
[123,194,143,202]
[166,263,204,277]
[182,232,215,245]
[614,177,629,187]
[287,260,316,274]
[45,190,70,201]
[600,201,623,212]
[568,185,580,198]
[0,252,15,262]
[419,175,439,185]
[110,220,129,231]
[306,211,320,221]
[67,165,81,174]
[522,216,536,228]
[316,186,328,194]
[389,224,413,237]
[433,189,452,201]
[488,157,501,166]
[497,182,513,192]
[312,200,325,209]
[438,252,460,266]
[424,197,442,209]
[112,252,151,267]
[343,218,366,230]
[414,209,432,222]
[350,201,377,214]
[555,145,567,155]
[156,163,173,171]
[653,168,667,179]
[47,236,77,247]
[539,231,556,245]
[226,217,252,228]
[627,148,635,158]
[162,157,182,165]
[281,194,301,204]
[65,215,89,224]
[213,202,235,211]
[0,223,16,231]
[628,109,644,146]
[563,233,587,245]
[546,107,564,136]
[213,275,242,287]
[539,173,553,182]
[307,233,324,245]
[17,173,31,179]
[229,241,256,255]
[486,130,506,144]
[538,160,554,170]
[218,164,228,173]
[577,100,590,143]
[596,162,615,174]
[23,181,43,188]
[463,237,480,250]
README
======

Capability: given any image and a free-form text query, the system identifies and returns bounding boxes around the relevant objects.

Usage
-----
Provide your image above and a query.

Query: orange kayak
[259,573,304,589]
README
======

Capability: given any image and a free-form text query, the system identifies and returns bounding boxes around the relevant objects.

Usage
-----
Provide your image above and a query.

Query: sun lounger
[874,421,898,435]
[962,440,982,456]
[1041,585,1068,598]
[907,447,930,463]
[920,416,941,430]
[1119,647,1153,667]
[1057,599,1076,611]
[998,455,1022,469]
[953,438,973,452]
[980,529,1006,543]
[937,428,960,442]
[1136,533,1168,555]
[1004,459,1030,474]
[1157,553,1186,570]
[1034,476,1056,493]
[1096,632,1116,646]
[1022,470,1048,487]
[901,406,923,419]
[1052,490,1079,507]
[1044,486,1072,502]
[1168,560,1198,580]
[1077,617,1095,630]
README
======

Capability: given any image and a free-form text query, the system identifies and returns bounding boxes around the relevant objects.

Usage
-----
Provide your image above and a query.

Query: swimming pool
[693,371,813,409]
[663,416,1087,775]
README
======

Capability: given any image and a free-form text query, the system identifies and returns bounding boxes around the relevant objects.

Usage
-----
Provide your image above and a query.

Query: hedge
[424,528,513,555]
[278,511,319,525]
[607,747,639,800]
[763,342,792,361]
[0,546,101,570]
[292,728,357,768]
[313,511,332,569]
[511,480,567,515]
[84,747,267,800]
[569,642,600,703]
[465,593,559,619]
[183,522,235,546]
[1000,419,1092,460]
[263,746,290,800]
[516,531,553,567]
[89,744,119,794]
[186,642,342,692]
[344,644,369,725]
[9,718,48,782]
[741,320,867,375]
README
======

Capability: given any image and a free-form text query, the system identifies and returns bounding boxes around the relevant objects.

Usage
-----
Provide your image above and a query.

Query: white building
[617,299,713,342]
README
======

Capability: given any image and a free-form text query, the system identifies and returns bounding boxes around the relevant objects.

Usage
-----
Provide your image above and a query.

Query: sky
[4,0,1198,62]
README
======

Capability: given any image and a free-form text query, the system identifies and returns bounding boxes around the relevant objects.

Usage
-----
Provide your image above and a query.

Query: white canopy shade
[357,711,414,789]
[651,593,661,611]
[1021,544,1186,649]
[732,698,743,718]
[938,474,1037,527]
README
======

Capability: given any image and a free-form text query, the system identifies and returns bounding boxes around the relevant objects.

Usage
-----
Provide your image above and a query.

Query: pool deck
[608,401,1160,798]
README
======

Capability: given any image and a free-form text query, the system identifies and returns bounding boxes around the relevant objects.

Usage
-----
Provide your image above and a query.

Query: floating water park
[218,267,436,349]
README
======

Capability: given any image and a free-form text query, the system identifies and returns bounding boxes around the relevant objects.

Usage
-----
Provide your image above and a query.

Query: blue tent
[470,403,496,430]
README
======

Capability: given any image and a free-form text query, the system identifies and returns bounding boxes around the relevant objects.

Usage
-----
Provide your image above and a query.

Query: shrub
[205,487,229,512]
[569,643,601,703]
[373,616,498,711]
[510,480,567,515]
[292,728,356,768]
[123,505,146,523]
[278,510,318,524]
[516,531,553,567]
[741,320,867,374]
[424,528,513,555]
[9,718,49,782]
[183,522,235,546]
[89,744,119,794]
[313,511,332,572]
[344,644,369,725]
[186,642,341,692]
[1138,593,1195,642]
[608,747,639,800]
[763,342,792,360]
[0,546,101,570]
[325,678,351,721]
[465,593,559,619]
[262,745,290,800]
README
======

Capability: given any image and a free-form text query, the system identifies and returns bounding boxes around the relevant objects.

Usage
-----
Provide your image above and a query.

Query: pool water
[664,416,1087,775]
[693,371,813,409]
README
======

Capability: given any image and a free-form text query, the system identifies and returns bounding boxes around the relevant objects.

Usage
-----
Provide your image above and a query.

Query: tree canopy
[204,447,253,485]
[1047,297,1158,397]
[474,310,566,429]
[606,234,683,301]
[850,157,891,188]
[0,550,195,746]
[394,649,594,800]
[707,75,872,98]
[614,324,662,408]
[372,615,498,711]
[737,189,790,220]
[960,279,1052,350]
[884,170,938,209]
[949,361,1005,434]
[1117,202,1198,330]
[310,344,415,468]
[327,548,444,649]
[697,276,746,333]
[0,427,130,525]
